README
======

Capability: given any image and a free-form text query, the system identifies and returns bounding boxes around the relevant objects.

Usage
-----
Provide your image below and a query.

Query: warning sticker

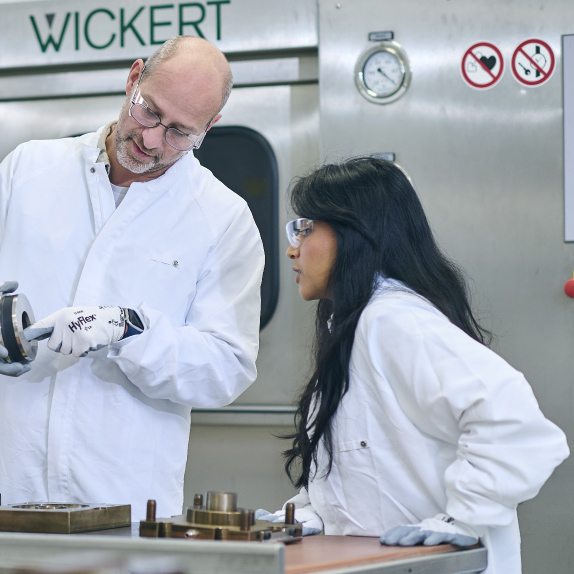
[461,42,504,89]
[511,39,555,87]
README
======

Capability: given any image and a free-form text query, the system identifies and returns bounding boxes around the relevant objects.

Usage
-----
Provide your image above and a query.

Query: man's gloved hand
[0,280,18,296]
[25,306,127,358]
[255,508,323,536]
[380,514,481,547]
[0,280,31,377]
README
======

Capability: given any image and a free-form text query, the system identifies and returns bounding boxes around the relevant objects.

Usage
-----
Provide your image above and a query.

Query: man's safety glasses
[286,218,314,248]
[129,67,210,151]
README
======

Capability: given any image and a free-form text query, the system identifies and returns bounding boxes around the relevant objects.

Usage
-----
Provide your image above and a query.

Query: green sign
[29,1,230,53]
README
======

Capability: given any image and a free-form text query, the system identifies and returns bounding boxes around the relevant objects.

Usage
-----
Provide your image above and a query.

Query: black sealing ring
[1,295,24,363]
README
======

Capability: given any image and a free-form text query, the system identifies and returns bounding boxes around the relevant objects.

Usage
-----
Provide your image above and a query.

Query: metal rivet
[360,441,367,447]
[90,167,95,173]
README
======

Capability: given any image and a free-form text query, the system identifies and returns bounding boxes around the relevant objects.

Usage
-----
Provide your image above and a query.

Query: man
[0,36,264,520]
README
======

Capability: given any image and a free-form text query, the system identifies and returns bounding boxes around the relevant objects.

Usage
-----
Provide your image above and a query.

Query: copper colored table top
[285,535,467,573]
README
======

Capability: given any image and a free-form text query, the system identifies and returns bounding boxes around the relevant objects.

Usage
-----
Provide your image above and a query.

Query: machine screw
[146,499,157,521]
[285,502,295,525]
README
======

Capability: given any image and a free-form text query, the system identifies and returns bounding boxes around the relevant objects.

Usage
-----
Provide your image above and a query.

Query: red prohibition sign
[461,42,504,89]
[511,39,555,87]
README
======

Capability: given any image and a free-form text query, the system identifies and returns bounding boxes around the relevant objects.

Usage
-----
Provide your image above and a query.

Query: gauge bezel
[354,41,411,104]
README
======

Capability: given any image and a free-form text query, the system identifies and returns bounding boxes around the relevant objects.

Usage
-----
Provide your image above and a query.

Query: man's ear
[206,114,222,131]
[126,59,145,96]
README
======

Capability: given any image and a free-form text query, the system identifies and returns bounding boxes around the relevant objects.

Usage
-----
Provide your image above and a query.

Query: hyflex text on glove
[25,306,144,358]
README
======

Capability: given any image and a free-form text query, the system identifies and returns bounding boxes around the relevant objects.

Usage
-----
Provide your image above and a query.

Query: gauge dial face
[363,50,404,97]
[354,42,411,104]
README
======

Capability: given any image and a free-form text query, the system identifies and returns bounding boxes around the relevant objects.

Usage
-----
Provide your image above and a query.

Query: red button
[565,276,574,298]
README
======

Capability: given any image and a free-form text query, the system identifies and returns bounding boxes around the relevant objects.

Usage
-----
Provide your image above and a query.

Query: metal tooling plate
[0,503,131,534]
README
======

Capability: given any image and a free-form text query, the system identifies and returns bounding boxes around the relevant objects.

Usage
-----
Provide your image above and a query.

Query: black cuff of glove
[122,308,145,339]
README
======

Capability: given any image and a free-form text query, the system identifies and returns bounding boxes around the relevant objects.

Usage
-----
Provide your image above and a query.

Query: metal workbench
[0,526,487,574]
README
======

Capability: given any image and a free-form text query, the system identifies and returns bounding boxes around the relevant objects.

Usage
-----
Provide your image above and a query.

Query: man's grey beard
[115,130,176,175]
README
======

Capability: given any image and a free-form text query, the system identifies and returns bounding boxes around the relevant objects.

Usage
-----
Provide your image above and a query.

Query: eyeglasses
[286,218,314,248]
[129,66,210,151]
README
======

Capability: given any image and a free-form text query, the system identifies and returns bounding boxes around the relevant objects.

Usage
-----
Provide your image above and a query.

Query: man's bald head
[142,36,233,114]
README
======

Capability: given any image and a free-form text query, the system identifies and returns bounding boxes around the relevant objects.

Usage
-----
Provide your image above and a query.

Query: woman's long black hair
[283,157,491,489]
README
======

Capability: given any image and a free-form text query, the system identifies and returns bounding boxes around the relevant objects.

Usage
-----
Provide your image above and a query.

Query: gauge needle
[377,67,396,84]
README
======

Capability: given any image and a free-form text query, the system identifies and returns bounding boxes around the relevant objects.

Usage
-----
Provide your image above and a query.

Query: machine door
[195,126,278,329]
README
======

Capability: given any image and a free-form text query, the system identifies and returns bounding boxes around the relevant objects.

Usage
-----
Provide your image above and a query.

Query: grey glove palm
[380,514,480,547]
[0,281,31,377]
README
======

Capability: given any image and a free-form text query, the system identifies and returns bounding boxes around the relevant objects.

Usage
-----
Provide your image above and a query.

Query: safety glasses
[285,218,314,248]
[129,66,210,151]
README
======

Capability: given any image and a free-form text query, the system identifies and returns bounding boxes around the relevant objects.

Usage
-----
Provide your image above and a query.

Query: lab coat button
[90,167,95,173]
[360,441,367,447]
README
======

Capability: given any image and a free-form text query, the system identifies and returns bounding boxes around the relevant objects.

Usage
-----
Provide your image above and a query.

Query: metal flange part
[0,293,37,363]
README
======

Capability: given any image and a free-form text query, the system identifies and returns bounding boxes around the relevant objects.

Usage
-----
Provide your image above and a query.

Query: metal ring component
[205,491,237,512]
[0,293,37,363]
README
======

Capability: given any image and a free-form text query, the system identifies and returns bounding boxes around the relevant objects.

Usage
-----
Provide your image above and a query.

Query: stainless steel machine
[0,1,572,572]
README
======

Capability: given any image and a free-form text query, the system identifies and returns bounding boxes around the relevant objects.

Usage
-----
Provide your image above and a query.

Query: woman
[258,157,569,574]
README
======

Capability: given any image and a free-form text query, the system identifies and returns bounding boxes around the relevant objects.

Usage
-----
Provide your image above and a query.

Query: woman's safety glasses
[285,218,314,248]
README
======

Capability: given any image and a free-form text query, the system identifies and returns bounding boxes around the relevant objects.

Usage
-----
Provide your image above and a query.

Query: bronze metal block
[0,503,131,534]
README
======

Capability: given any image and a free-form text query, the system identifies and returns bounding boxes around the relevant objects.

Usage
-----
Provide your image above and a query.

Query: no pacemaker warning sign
[511,39,555,87]
[461,42,504,89]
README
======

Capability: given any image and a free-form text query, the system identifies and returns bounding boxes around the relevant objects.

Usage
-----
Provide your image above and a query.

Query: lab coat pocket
[335,437,374,484]
[330,437,378,534]
[338,439,371,453]
[145,250,194,323]
[150,251,184,270]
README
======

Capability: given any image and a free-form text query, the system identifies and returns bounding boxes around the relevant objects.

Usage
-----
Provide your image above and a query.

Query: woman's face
[286,220,337,301]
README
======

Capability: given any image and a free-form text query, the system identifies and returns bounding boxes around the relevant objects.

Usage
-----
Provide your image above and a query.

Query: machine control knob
[564,273,574,298]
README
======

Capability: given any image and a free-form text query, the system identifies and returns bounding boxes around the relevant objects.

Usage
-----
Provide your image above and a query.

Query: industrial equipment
[140,492,302,543]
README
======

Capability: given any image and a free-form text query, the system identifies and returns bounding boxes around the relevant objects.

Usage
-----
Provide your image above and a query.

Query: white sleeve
[0,148,18,245]
[283,487,313,510]
[107,204,264,408]
[363,295,569,529]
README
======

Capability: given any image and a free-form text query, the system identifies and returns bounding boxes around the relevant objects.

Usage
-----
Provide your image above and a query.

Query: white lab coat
[0,127,264,519]
[289,279,568,574]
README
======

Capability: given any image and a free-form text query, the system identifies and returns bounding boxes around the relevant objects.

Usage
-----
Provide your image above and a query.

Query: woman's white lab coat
[295,280,568,574]
[0,127,264,519]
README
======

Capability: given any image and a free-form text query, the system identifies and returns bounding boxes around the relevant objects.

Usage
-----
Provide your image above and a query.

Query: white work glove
[25,306,127,358]
[255,507,323,536]
[0,281,31,377]
[380,514,481,547]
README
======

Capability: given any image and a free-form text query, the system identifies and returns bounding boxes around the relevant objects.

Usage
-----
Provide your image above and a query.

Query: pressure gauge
[354,41,411,104]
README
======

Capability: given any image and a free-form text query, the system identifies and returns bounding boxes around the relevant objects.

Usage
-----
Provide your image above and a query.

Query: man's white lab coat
[0,127,264,519]
[291,280,568,574]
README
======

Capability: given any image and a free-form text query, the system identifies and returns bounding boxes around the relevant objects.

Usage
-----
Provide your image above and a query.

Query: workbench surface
[0,527,487,574]
[285,535,486,573]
